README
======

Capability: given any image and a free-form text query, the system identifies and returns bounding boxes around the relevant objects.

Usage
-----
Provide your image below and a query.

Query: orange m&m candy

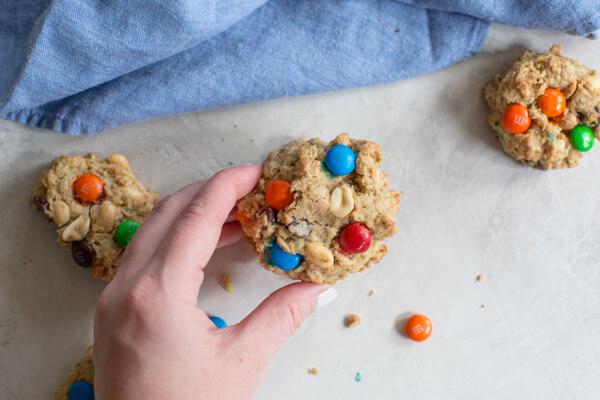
[406,314,432,342]
[538,88,566,117]
[502,104,531,134]
[265,180,294,210]
[73,173,103,203]
[235,208,251,225]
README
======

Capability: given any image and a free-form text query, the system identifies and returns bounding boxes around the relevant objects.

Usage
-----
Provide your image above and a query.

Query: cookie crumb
[476,274,485,282]
[368,289,376,296]
[220,273,233,293]
[345,314,361,328]
[481,304,485,308]
[524,240,535,246]
[308,367,318,375]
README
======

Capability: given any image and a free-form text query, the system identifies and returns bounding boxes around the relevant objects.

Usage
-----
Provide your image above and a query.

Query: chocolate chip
[288,219,311,238]
[71,240,96,268]
[33,196,49,214]
[532,162,547,171]
[594,105,600,114]
[259,206,276,224]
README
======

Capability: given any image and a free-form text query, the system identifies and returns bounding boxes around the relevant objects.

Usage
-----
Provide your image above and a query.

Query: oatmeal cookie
[31,153,158,280]
[236,134,400,285]
[55,347,94,400]
[483,45,600,169]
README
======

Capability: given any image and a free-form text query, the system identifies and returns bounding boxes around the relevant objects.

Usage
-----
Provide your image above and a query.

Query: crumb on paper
[368,289,376,296]
[220,273,233,293]
[228,161,234,166]
[345,314,361,328]
[481,304,485,308]
[524,240,535,246]
[355,372,362,382]
[476,274,485,282]
[308,367,318,375]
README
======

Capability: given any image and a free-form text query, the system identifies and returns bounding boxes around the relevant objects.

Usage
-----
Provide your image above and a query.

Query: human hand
[93,165,337,400]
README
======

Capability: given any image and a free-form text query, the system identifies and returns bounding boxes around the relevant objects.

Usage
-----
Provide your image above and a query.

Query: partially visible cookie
[483,45,600,169]
[55,347,95,400]
[236,134,400,285]
[31,153,159,280]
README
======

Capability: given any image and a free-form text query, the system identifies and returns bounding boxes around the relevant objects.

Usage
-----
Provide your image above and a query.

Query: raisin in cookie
[31,154,158,280]
[55,347,94,400]
[236,134,400,285]
[483,45,600,169]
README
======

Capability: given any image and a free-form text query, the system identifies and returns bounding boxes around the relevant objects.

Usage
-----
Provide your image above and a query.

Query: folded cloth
[1,0,599,135]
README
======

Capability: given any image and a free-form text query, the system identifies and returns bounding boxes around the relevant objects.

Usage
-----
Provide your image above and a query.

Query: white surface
[1,24,600,399]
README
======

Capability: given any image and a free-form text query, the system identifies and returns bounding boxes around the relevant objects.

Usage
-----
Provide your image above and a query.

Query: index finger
[152,165,261,298]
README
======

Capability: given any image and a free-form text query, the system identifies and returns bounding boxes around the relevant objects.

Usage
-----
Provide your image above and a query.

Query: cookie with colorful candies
[484,45,600,169]
[236,134,400,285]
[30,153,158,280]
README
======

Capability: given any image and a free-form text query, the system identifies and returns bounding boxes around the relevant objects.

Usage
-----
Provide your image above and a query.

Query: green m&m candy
[114,220,141,248]
[570,125,594,152]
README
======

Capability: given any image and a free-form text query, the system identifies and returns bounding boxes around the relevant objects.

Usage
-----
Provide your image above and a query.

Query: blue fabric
[1,0,599,135]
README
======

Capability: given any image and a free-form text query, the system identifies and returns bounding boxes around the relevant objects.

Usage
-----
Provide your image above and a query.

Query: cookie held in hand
[31,153,159,280]
[236,134,400,285]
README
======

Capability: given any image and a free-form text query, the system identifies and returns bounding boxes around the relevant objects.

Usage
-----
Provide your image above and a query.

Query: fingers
[226,209,239,224]
[216,222,244,249]
[153,165,261,297]
[114,180,207,281]
[231,283,336,364]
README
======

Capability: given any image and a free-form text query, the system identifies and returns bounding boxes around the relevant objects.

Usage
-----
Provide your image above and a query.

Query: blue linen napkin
[1,0,599,135]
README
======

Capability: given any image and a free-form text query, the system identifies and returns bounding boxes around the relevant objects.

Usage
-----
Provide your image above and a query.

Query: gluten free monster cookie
[484,45,600,169]
[31,154,158,280]
[236,134,400,285]
[55,347,95,400]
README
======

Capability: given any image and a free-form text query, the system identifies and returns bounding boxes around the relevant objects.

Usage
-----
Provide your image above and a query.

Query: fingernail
[313,287,337,310]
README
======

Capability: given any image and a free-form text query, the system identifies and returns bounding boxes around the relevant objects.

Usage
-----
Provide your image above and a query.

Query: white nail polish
[313,287,337,310]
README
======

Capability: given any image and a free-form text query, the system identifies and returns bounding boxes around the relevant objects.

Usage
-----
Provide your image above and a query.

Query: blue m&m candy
[325,144,356,176]
[209,316,227,329]
[68,381,94,400]
[270,242,301,270]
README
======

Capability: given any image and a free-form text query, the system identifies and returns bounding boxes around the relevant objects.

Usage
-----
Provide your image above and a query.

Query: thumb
[234,282,337,362]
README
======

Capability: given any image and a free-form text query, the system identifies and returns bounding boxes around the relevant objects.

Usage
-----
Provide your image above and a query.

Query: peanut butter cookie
[483,45,600,169]
[55,347,94,400]
[236,134,400,285]
[31,153,158,280]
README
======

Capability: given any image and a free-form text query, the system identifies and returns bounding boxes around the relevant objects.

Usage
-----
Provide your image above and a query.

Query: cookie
[483,45,600,169]
[236,134,400,285]
[31,154,159,280]
[55,347,95,400]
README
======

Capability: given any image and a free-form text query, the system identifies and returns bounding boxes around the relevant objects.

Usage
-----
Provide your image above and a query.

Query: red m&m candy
[73,173,103,203]
[339,223,372,254]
